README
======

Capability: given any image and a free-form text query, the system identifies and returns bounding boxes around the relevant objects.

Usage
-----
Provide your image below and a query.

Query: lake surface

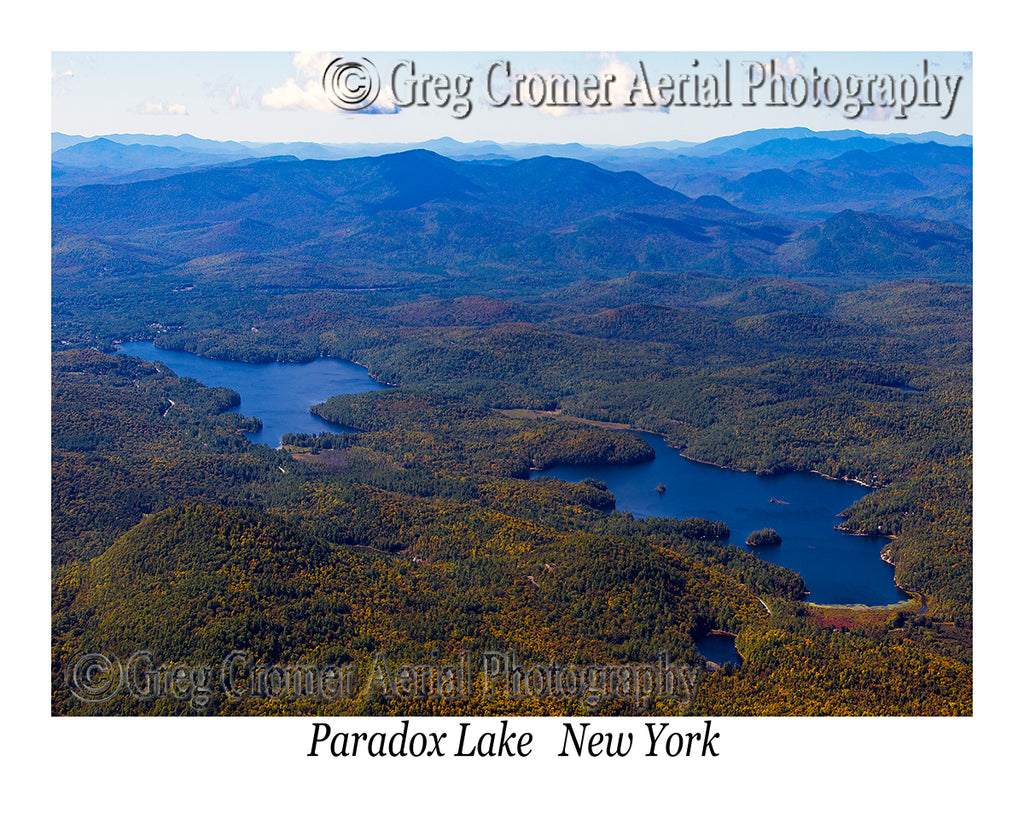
[117,342,385,447]
[116,342,903,606]
[695,634,742,667]
[534,432,907,606]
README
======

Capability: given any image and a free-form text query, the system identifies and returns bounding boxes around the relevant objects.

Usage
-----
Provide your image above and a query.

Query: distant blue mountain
[682,128,971,157]
[728,136,897,161]
[51,136,272,187]
[53,128,971,170]
[52,147,969,283]
[53,132,255,155]
[657,141,973,225]
[52,138,207,169]
[49,128,973,226]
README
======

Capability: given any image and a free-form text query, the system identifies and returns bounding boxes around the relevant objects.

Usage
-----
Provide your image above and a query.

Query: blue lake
[534,432,907,606]
[694,634,743,667]
[117,342,904,606]
[117,342,385,447]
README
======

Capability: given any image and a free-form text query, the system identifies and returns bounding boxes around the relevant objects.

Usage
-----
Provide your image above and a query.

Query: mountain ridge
[52,148,969,283]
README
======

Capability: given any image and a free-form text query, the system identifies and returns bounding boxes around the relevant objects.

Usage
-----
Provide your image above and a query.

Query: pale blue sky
[52,51,972,145]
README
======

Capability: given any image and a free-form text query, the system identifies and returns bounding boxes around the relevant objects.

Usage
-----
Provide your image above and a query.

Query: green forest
[52,140,972,716]
[52,325,971,715]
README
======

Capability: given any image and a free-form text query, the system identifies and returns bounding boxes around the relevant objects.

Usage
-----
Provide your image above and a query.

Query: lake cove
[533,431,908,607]
[116,342,384,447]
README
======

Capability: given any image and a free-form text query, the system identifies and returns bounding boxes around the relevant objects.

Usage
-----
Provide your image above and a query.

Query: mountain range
[51,128,972,228]
[52,132,971,289]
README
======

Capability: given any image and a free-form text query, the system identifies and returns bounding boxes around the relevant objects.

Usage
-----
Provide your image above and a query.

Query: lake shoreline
[119,343,904,608]
[503,406,880,489]
[696,630,746,666]
[120,347,873,490]
[534,429,905,608]
[119,339,400,388]
[115,341,386,448]
[125,344,877,491]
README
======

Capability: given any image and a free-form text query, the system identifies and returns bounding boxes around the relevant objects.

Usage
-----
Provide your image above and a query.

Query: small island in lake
[747,527,783,547]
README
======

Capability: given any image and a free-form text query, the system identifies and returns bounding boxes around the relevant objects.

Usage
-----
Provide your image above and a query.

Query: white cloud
[599,53,641,110]
[261,51,399,115]
[129,99,190,116]
[292,51,331,80]
[261,76,334,112]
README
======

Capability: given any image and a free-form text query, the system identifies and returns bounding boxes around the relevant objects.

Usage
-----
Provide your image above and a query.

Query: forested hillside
[52,130,972,715]
[52,355,970,715]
